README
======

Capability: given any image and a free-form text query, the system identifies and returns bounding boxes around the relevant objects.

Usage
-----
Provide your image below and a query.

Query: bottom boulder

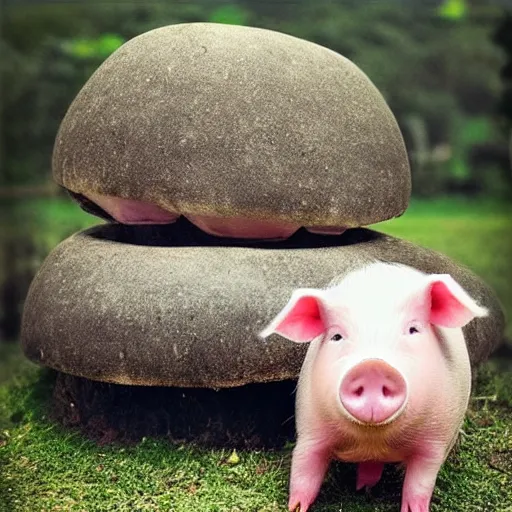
[22,220,504,388]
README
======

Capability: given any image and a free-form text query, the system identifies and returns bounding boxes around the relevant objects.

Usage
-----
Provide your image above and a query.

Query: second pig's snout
[339,359,407,425]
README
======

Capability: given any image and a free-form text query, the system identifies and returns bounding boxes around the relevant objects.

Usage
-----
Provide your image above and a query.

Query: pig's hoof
[288,494,312,512]
[400,495,431,512]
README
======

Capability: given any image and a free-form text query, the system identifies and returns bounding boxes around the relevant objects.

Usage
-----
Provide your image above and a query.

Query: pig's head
[261,263,488,428]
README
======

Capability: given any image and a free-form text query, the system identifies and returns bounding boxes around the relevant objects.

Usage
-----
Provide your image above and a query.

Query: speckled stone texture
[21,220,504,388]
[53,22,410,229]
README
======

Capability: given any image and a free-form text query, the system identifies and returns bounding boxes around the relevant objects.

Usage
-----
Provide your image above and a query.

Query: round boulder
[21,220,504,388]
[53,22,411,238]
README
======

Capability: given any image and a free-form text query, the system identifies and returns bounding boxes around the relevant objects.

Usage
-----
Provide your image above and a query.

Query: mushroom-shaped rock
[21,222,504,388]
[53,23,411,239]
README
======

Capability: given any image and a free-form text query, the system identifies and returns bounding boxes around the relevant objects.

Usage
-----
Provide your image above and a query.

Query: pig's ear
[259,289,326,343]
[426,274,488,328]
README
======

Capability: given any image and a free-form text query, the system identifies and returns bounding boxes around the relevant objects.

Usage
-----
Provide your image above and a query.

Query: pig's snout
[339,360,407,425]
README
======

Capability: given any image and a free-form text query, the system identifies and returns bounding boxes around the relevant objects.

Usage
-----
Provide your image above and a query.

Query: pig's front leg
[401,453,444,512]
[288,438,332,512]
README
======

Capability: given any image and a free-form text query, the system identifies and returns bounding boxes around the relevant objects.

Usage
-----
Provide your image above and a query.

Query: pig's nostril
[382,386,391,397]
[355,386,364,397]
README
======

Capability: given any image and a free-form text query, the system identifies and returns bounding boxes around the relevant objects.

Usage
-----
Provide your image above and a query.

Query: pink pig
[260,262,488,512]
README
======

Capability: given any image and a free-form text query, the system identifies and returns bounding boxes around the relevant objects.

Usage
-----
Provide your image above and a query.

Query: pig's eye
[331,333,343,342]
[408,326,420,335]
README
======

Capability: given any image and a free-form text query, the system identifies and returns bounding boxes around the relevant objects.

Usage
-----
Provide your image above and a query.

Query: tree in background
[493,10,512,166]
[1,0,511,197]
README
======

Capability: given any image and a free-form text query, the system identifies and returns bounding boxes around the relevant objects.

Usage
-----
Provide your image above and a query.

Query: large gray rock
[53,22,410,232]
[21,221,504,388]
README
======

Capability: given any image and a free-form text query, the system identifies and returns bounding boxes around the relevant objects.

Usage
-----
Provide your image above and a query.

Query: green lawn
[1,197,511,512]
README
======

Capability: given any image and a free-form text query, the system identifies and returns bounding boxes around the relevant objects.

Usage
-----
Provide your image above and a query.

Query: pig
[83,191,347,239]
[260,262,488,512]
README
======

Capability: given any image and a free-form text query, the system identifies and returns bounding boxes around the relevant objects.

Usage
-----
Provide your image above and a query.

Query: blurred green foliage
[1,0,511,197]
[438,0,468,20]
[494,11,512,137]
[62,34,125,60]
[210,4,250,26]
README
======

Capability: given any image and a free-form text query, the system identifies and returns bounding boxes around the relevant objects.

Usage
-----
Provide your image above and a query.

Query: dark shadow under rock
[52,372,297,449]
[86,215,383,249]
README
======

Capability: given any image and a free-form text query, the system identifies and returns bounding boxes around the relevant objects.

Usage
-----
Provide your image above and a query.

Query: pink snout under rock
[340,359,407,424]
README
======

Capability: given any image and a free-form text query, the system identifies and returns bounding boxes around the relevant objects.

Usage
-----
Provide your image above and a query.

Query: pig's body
[261,262,487,512]
[293,324,470,511]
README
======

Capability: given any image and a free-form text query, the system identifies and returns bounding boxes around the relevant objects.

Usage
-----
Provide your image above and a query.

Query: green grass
[1,196,99,254]
[1,349,511,512]
[1,197,511,512]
